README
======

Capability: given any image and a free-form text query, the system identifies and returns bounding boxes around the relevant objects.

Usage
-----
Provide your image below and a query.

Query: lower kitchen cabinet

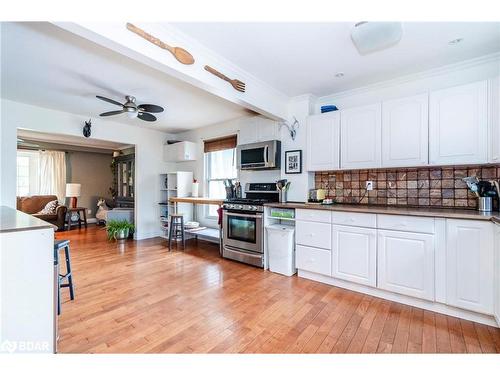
[377,230,435,301]
[446,219,494,315]
[331,225,377,287]
[494,223,500,325]
[296,220,332,250]
[296,245,332,276]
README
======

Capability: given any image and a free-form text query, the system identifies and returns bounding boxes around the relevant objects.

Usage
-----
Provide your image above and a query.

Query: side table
[67,207,88,230]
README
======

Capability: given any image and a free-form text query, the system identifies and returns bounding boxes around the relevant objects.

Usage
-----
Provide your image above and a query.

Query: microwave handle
[264,145,269,165]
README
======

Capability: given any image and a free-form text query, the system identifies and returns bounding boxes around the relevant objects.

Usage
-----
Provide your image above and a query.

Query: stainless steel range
[222,183,278,267]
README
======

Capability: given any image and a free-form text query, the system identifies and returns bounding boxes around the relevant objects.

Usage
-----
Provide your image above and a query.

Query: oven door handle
[263,145,269,165]
[225,212,263,219]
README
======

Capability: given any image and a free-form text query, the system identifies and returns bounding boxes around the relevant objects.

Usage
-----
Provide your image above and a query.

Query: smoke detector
[351,22,403,55]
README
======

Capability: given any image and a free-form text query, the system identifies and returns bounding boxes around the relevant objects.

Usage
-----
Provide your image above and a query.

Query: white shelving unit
[159,171,193,239]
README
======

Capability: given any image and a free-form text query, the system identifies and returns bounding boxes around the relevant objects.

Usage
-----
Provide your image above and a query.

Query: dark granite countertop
[265,202,500,221]
[0,206,57,233]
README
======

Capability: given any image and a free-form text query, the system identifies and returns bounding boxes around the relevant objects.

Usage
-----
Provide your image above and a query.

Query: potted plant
[106,219,135,241]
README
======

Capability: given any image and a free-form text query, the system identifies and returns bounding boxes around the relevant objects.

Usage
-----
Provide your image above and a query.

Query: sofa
[17,195,67,231]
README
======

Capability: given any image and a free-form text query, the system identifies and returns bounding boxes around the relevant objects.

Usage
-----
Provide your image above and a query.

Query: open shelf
[266,216,296,221]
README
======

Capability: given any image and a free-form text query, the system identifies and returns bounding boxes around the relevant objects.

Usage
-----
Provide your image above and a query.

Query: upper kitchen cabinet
[489,77,500,163]
[238,117,279,145]
[306,112,340,171]
[382,94,429,167]
[429,80,488,166]
[163,141,197,162]
[341,103,382,170]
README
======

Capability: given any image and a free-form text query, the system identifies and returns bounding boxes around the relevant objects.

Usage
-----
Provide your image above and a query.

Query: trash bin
[266,224,296,276]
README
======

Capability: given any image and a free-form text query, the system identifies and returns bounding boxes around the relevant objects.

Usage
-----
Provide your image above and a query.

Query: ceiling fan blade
[99,110,125,117]
[137,104,164,113]
[96,95,124,107]
[137,112,157,122]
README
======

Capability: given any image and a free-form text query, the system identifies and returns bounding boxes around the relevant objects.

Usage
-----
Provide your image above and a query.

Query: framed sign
[285,150,302,174]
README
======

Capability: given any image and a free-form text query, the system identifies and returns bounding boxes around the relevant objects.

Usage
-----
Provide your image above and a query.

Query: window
[205,148,237,217]
[16,150,40,196]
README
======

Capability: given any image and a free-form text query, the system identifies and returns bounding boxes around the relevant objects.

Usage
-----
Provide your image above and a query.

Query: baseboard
[298,270,499,328]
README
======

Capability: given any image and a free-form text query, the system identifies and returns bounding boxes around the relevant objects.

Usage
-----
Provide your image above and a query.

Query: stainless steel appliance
[222,183,279,267]
[237,140,281,170]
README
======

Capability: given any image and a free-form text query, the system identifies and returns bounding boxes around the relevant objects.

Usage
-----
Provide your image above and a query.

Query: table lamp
[66,183,81,208]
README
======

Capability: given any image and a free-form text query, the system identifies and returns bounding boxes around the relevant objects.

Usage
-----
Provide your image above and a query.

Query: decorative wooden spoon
[204,65,246,93]
[126,23,195,65]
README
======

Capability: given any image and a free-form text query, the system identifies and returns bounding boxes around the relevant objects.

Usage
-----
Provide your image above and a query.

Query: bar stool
[54,239,75,315]
[168,214,185,250]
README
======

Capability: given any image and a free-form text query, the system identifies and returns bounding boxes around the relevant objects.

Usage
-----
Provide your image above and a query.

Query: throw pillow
[37,200,59,215]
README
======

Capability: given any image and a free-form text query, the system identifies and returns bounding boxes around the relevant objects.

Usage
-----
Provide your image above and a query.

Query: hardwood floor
[56,226,500,354]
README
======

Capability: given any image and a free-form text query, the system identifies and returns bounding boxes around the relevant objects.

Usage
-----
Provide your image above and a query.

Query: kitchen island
[264,202,500,328]
[0,206,56,353]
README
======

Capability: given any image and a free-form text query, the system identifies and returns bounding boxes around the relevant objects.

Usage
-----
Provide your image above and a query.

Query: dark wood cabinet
[114,154,135,208]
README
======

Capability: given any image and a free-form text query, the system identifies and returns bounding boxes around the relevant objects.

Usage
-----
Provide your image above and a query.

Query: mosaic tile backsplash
[314,165,500,209]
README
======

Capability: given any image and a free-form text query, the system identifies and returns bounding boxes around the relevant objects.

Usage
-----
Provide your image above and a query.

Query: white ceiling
[1,22,249,133]
[173,22,500,97]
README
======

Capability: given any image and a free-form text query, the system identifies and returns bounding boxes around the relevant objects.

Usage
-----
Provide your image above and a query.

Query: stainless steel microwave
[237,140,281,170]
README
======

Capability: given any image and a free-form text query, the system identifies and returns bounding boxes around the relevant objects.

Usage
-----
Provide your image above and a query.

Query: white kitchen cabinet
[341,103,382,169]
[446,219,494,315]
[382,94,429,167]
[489,77,500,163]
[306,112,340,171]
[494,222,500,326]
[238,117,278,145]
[378,230,435,301]
[296,220,332,250]
[163,141,197,162]
[331,225,377,287]
[296,245,332,276]
[429,80,488,166]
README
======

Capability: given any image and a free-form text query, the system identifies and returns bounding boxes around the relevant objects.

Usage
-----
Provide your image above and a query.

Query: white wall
[280,94,316,202]
[0,99,177,239]
[172,115,281,227]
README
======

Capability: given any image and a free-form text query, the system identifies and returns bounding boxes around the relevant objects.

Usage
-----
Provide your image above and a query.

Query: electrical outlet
[87,209,92,214]
[366,181,374,191]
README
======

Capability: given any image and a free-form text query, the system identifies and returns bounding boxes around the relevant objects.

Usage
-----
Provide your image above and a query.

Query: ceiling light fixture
[448,38,464,45]
[350,22,403,55]
[335,72,345,78]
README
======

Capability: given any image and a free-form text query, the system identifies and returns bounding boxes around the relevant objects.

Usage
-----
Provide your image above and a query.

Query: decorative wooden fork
[204,65,246,93]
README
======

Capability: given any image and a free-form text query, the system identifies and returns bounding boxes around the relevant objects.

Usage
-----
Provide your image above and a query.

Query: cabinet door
[490,77,500,163]
[446,219,494,314]
[256,118,278,141]
[331,225,377,286]
[296,245,332,276]
[429,81,488,166]
[494,223,500,325]
[382,94,429,167]
[296,220,332,250]
[341,103,382,169]
[238,117,258,144]
[378,230,435,301]
[306,112,340,171]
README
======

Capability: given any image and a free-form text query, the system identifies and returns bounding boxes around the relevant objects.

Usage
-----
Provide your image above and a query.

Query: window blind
[203,135,237,153]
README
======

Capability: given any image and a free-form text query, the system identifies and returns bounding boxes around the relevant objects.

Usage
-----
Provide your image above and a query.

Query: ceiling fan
[96,95,164,122]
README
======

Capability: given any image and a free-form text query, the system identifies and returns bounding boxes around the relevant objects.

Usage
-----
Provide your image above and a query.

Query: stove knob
[251,206,257,211]
[238,205,243,209]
